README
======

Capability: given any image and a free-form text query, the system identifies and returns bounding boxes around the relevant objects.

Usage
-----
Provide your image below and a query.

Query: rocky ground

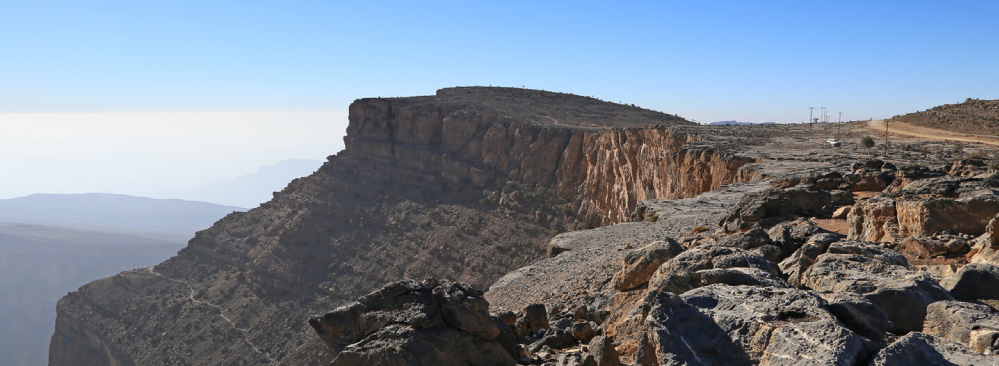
[314,119,999,364]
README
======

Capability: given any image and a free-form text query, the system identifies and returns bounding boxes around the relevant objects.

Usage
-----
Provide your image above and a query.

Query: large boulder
[969,214,999,264]
[308,279,515,366]
[768,219,829,260]
[801,254,953,334]
[847,198,900,243]
[647,246,778,294]
[586,335,622,366]
[721,187,834,231]
[940,263,999,302]
[819,292,889,342]
[612,239,684,291]
[515,303,550,339]
[825,240,909,267]
[844,164,893,191]
[923,301,999,355]
[778,233,841,286]
[332,325,516,366]
[644,286,866,366]
[897,235,971,259]
[869,332,995,366]
[895,195,999,238]
[695,267,789,288]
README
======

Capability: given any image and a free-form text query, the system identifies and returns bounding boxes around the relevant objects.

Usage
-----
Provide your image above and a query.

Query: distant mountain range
[174,159,324,208]
[708,120,778,125]
[0,222,184,366]
[0,193,245,243]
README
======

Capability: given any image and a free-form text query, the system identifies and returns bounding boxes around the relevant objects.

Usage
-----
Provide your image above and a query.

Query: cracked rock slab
[645,285,865,366]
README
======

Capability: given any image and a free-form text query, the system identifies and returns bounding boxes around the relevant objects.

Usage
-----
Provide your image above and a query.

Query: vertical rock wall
[344,98,758,227]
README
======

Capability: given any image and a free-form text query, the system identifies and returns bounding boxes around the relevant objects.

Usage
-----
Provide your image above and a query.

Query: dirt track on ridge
[867,119,999,146]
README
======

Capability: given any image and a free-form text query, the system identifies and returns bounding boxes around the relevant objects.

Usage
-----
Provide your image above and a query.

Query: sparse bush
[969,151,989,159]
[646,214,659,222]
[860,136,875,151]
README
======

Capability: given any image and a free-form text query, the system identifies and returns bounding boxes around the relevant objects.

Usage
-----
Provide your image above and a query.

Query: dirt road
[867,119,999,146]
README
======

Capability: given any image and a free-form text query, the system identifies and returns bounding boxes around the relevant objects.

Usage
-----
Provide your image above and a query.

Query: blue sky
[0,1,997,201]
[2,1,996,121]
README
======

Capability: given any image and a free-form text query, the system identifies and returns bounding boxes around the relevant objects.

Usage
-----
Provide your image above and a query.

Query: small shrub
[692,226,710,233]
[969,151,989,159]
[860,136,875,150]
[646,214,659,222]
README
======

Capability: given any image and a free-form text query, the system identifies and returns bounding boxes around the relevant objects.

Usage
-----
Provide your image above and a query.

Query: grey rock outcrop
[869,332,996,366]
[612,239,683,291]
[778,232,841,287]
[941,263,999,302]
[586,335,621,366]
[308,279,515,366]
[722,186,838,231]
[819,292,890,342]
[695,267,789,288]
[801,254,953,334]
[645,286,866,366]
[923,300,999,355]
[647,246,778,294]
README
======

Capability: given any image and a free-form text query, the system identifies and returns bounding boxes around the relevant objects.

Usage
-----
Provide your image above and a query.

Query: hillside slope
[889,98,999,137]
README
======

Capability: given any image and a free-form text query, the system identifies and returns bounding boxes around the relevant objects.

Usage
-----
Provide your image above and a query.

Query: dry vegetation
[890,98,999,136]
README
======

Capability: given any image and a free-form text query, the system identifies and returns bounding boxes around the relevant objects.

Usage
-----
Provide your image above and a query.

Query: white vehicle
[827,138,841,147]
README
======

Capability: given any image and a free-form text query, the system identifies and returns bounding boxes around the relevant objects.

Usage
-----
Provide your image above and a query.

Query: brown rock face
[345,94,755,227]
[49,88,758,366]
[848,177,999,243]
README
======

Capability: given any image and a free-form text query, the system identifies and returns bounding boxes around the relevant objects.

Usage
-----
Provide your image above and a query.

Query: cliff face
[49,87,759,366]
[345,94,757,227]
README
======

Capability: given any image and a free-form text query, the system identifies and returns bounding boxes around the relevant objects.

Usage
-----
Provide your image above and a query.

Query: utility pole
[837,112,843,140]
[809,107,814,125]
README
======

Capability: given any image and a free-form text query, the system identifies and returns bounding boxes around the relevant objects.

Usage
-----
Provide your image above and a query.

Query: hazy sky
[1,1,996,198]
[0,111,347,200]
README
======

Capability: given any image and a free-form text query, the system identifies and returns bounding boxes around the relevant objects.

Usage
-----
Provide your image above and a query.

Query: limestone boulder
[778,233,841,287]
[969,214,999,264]
[768,219,829,259]
[695,267,790,288]
[722,187,834,230]
[333,325,515,366]
[647,246,778,294]
[895,195,999,238]
[845,168,891,191]
[847,198,900,243]
[825,240,909,267]
[611,239,683,291]
[940,263,999,302]
[644,286,866,366]
[515,303,550,339]
[801,254,953,334]
[818,292,889,342]
[586,335,622,366]
[923,301,999,355]
[869,332,995,366]
[308,279,516,366]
